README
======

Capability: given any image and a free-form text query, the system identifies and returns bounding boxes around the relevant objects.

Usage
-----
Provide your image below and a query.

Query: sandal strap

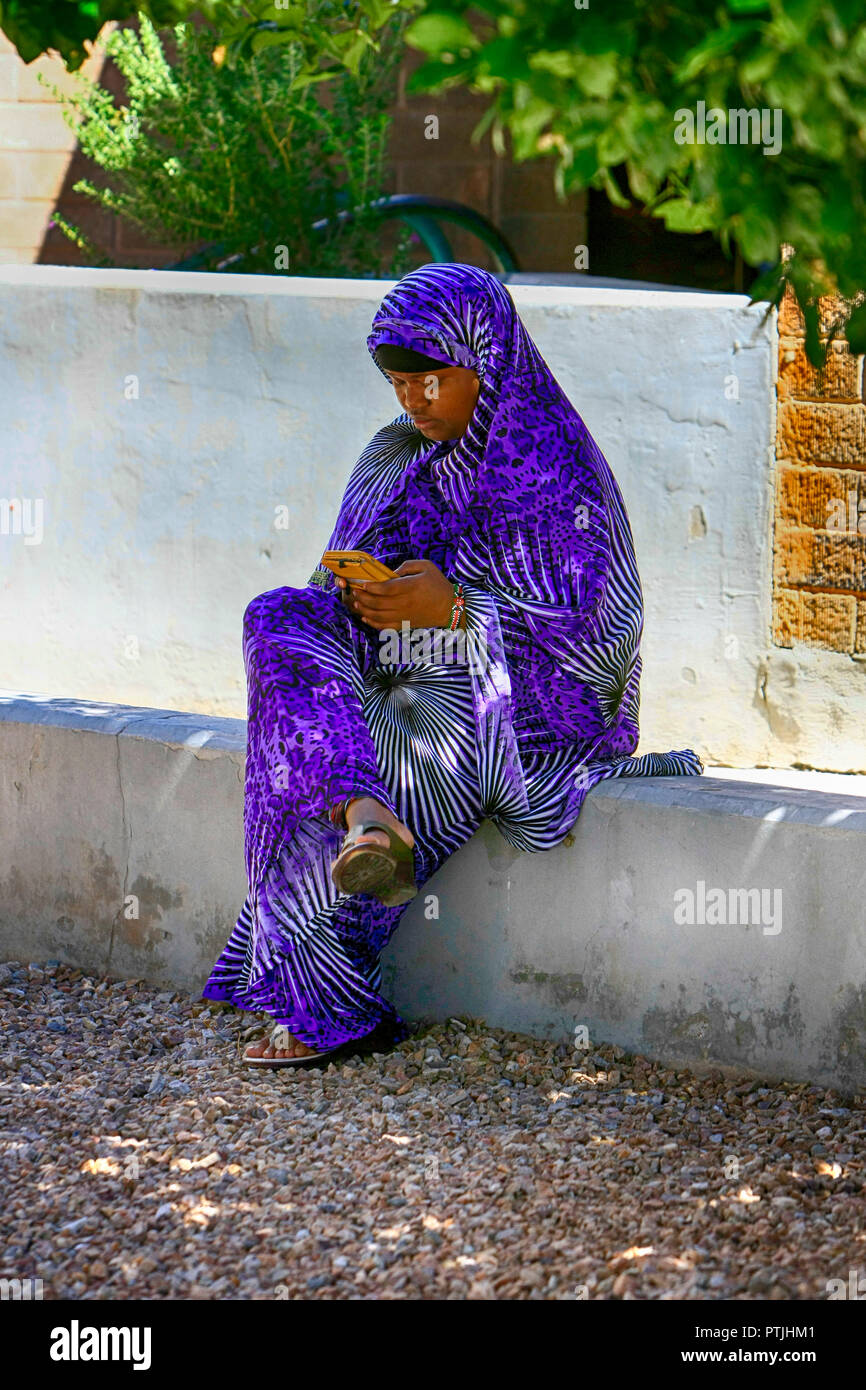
[342,821,414,861]
[343,820,393,848]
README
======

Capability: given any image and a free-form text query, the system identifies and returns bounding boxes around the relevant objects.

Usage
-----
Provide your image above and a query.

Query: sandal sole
[332,845,398,897]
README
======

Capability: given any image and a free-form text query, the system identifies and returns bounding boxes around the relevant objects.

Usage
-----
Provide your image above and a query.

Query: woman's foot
[244,1025,315,1061]
[331,796,417,906]
[343,796,414,853]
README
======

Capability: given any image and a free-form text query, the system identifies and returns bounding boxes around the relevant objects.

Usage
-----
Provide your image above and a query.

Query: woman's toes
[245,1028,315,1060]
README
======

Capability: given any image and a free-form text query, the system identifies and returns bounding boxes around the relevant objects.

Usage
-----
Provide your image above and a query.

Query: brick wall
[774,288,866,655]
[0,32,109,264]
[389,50,586,273]
[0,32,586,272]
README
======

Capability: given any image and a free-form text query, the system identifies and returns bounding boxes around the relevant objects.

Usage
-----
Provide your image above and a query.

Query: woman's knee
[243,584,341,644]
[243,585,308,639]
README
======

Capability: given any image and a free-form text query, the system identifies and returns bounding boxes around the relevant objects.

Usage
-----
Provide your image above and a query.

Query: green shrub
[45,3,416,277]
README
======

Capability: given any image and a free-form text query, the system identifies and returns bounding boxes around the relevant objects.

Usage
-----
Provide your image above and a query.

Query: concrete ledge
[0,690,247,990]
[2,692,865,1090]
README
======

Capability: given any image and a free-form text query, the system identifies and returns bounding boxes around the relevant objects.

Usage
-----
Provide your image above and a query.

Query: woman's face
[383,364,480,441]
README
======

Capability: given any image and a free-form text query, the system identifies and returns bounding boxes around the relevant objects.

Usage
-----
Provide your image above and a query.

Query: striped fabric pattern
[203,263,703,1051]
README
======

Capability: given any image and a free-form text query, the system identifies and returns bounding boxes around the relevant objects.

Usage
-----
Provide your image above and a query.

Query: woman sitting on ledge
[202,262,703,1066]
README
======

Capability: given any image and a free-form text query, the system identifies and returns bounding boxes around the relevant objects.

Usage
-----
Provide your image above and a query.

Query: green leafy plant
[43,2,419,277]
[403,0,866,363]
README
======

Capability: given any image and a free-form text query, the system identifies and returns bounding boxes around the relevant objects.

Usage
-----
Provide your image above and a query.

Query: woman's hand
[338,559,457,631]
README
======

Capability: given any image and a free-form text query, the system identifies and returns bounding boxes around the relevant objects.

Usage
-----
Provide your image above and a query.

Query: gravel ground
[2,959,865,1301]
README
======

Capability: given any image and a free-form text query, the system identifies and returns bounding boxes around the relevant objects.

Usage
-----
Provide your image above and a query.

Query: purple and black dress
[202,263,703,1049]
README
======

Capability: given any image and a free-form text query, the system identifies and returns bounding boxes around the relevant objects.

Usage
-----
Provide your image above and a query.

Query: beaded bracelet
[448,581,466,632]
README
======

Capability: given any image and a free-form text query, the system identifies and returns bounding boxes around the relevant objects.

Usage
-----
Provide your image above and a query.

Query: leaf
[820,189,860,240]
[405,56,475,95]
[250,29,304,54]
[844,301,866,356]
[331,32,373,77]
[736,205,780,264]
[802,299,822,368]
[793,111,847,162]
[657,197,718,233]
[675,21,764,84]
[597,123,629,167]
[563,144,601,189]
[599,165,631,210]
[626,162,662,203]
[747,258,787,307]
[249,3,306,24]
[475,35,532,82]
[740,47,779,83]
[528,50,576,80]
[572,52,619,100]
[357,0,408,29]
[404,13,478,56]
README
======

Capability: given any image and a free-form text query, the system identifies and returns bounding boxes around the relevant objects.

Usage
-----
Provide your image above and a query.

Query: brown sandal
[330,821,417,907]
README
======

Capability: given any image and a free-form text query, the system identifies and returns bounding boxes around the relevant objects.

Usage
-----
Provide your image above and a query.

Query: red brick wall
[389,51,586,273]
[774,288,866,655]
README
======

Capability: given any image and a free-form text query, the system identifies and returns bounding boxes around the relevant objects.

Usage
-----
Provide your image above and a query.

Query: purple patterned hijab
[314,262,657,817]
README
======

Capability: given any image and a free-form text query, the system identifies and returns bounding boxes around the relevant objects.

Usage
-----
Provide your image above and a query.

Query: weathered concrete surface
[2,693,865,1090]
[8,262,857,770]
[385,783,866,1094]
[0,692,247,986]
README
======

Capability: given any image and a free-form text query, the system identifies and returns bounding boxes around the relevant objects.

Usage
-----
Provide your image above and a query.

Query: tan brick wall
[0,31,110,263]
[0,32,586,272]
[773,286,866,655]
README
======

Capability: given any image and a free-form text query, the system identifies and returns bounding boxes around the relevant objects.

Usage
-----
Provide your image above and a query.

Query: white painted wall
[0,263,860,769]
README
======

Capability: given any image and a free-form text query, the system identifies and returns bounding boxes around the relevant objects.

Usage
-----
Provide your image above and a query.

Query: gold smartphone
[320,549,396,584]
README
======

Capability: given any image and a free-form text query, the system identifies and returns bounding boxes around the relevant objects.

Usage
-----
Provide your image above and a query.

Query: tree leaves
[403,0,866,365]
[0,1,225,68]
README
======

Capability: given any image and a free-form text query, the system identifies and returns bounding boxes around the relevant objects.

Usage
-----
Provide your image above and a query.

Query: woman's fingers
[353,578,419,612]
[354,605,407,628]
[354,612,398,631]
[355,575,416,599]
[353,595,396,616]
[359,616,400,631]
[352,593,411,626]
[348,566,449,629]
[393,559,434,577]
